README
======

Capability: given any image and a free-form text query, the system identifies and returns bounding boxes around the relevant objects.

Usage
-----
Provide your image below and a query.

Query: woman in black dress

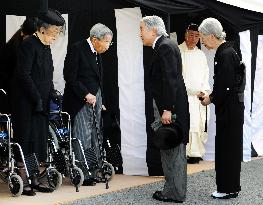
[0,18,36,113]
[11,9,65,195]
[198,18,244,199]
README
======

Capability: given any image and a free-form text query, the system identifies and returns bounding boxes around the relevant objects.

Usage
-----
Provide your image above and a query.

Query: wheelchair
[0,89,62,196]
[0,110,23,196]
[47,91,84,192]
[49,91,115,190]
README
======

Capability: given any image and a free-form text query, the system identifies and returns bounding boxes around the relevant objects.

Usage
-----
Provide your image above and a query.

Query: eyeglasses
[44,27,63,38]
[97,38,113,47]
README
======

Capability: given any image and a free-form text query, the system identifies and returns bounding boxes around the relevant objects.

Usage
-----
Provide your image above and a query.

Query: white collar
[87,37,97,54]
[152,36,162,49]
[180,41,198,51]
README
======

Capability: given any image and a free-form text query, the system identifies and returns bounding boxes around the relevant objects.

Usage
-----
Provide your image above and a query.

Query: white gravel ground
[64,159,263,205]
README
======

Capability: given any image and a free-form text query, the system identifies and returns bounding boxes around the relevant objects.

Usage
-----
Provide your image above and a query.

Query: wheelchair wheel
[96,161,115,182]
[8,174,23,197]
[70,166,84,188]
[47,168,62,190]
[48,123,60,151]
[0,172,8,183]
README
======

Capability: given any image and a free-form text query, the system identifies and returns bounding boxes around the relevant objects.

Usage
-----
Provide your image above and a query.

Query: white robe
[179,42,210,157]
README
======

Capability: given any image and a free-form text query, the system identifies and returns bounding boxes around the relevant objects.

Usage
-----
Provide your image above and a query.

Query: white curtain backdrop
[6,15,68,93]
[50,14,68,93]
[115,7,148,175]
[218,0,263,13]
[6,15,26,42]
[201,45,216,161]
[240,30,252,161]
[251,35,263,156]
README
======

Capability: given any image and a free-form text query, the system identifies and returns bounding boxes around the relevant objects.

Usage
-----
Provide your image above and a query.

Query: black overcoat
[11,35,54,161]
[149,36,190,145]
[63,40,103,119]
[211,42,244,193]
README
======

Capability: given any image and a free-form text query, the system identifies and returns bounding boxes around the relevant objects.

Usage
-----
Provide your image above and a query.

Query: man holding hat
[179,23,210,164]
[140,15,189,203]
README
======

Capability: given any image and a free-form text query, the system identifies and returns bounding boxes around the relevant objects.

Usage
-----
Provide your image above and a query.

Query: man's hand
[197,91,206,101]
[197,91,205,98]
[102,105,107,111]
[162,110,172,124]
[200,95,211,106]
[84,93,96,107]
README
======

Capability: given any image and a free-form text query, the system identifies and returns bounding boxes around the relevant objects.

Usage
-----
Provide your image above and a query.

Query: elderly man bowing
[63,23,113,185]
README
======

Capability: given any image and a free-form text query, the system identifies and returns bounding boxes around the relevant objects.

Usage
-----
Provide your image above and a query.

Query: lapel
[82,40,100,78]
[154,35,165,52]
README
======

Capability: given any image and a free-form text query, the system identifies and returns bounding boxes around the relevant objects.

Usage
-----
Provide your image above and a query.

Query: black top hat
[38,9,65,26]
[152,122,182,150]
[187,23,199,31]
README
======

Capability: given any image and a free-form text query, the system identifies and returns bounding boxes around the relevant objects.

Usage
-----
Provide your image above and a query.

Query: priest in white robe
[179,23,210,164]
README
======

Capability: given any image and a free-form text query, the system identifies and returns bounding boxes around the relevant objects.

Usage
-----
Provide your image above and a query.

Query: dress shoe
[22,187,36,196]
[32,183,54,193]
[82,179,96,186]
[211,191,238,199]
[187,157,202,164]
[152,191,183,203]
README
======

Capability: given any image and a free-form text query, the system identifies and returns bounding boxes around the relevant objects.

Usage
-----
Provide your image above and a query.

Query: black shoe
[82,179,96,186]
[211,191,239,199]
[152,191,183,203]
[33,183,54,193]
[22,188,36,196]
[187,157,201,164]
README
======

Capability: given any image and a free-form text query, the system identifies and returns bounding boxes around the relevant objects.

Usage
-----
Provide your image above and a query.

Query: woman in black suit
[0,18,36,113]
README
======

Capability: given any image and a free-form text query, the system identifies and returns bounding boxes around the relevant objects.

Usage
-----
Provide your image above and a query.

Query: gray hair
[90,23,113,40]
[198,17,226,40]
[141,15,168,37]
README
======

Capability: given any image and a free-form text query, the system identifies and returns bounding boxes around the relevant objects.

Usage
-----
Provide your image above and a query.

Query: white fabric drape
[240,30,252,161]
[251,35,263,156]
[50,14,68,93]
[201,45,216,161]
[6,15,26,42]
[217,0,263,13]
[115,7,148,175]
[6,15,68,93]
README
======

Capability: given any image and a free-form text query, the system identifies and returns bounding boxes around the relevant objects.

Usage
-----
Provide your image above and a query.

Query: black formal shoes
[152,191,183,203]
[187,157,202,164]
[32,183,54,193]
[22,185,36,196]
[82,179,96,186]
[211,191,239,199]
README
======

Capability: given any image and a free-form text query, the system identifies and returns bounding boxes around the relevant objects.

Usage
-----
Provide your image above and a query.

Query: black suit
[149,36,189,201]
[150,36,189,144]
[63,39,104,181]
[63,39,103,119]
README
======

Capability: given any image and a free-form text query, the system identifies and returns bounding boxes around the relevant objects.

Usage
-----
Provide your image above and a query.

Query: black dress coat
[210,42,244,193]
[149,36,190,145]
[11,35,54,161]
[63,39,103,119]
[0,34,22,113]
